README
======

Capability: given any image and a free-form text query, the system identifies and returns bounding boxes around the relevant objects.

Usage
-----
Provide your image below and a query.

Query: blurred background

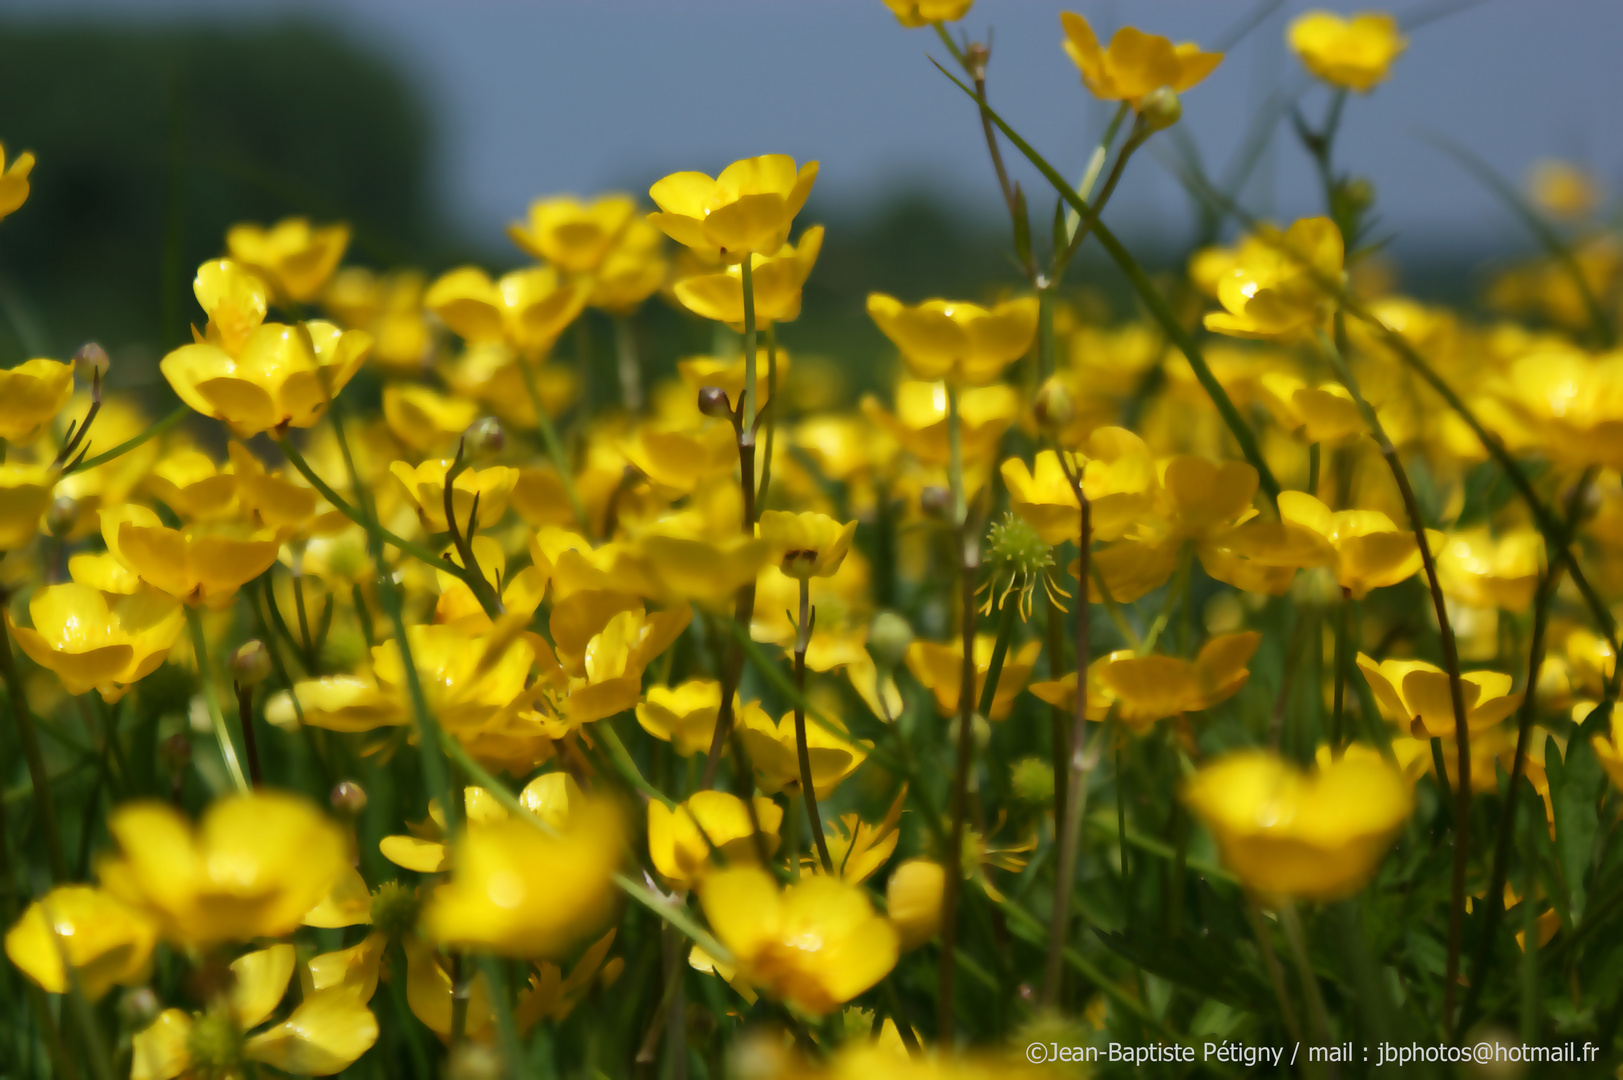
[1,0,1619,398]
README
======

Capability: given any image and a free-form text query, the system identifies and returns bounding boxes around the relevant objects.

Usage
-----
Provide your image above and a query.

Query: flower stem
[1245,898,1302,1043]
[946,383,965,525]
[515,355,589,534]
[1331,593,1349,751]
[757,321,778,509]
[614,313,643,414]
[975,588,1019,719]
[0,620,66,881]
[939,532,978,1042]
[1279,901,1334,1053]
[741,255,758,432]
[233,680,262,787]
[185,605,249,794]
[58,405,187,477]
[1045,593,1069,827]
[794,579,833,874]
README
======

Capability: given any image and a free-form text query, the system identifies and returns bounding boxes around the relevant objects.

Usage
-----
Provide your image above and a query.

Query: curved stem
[59,405,187,477]
[757,321,778,509]
[939,534,978,1042]
[793,579,833,873]
[185,605,249,794]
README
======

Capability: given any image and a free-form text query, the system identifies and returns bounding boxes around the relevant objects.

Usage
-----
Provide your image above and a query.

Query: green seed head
[370,880,422,941]
[1011,756,1056,805]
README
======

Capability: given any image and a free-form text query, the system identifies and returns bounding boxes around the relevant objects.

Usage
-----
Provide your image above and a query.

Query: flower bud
[697,385,733,418]
[1139,87,1182,132]
[331,779,368,817]
[73,342,110,380]
[919,485,952,520]
[229,640,272,688]
[1010,756,1055,805]
[1344,177,1376,212]
[369,880,422,940]
[868,611,914,670]
[119,986,161,1030]
[886,858,945,950]
[463,416,505,459]
[46,496,79,538]
[1032,376,1075,433]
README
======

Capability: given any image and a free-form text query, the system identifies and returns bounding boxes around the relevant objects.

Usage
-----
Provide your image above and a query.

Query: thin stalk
[515,355,589,533]
[1065,102,1131,240]
[233,681,262,787]
[1042,467,1092,1007]
[614,313,643,413]
[0,623,66,881]
[185,606,249,793]
[757,322,778,509]
[1245,898,1302,1043]
[939,533,978,1042]
[946,383,966,525]
[975,589,1020,719]
[1056,117,1148,278]
[1045,593,1069,824]
[449,953,468,1045]
[1317,326,1472,1032]
[793,579,833,873]
[476,955,528,1079]
[440,442,504,618]
[1279,902,1333,1049]
[59,406,186,477]
[1308,441,1320,498]
[1331,594,1349,751]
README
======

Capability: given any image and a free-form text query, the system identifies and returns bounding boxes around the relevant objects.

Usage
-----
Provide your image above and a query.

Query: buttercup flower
[389,457,519,532]
[1288,11,1407,92]
[636,678,726,756]
[1029,632,1261,733]
[674,226,823,327]
[866,293,1038,385]
[382,383,481,453]
[881,0,973,28]
[101,503,280,608]
[1183,749,1413,899]
[8,582,184,701]
[907,635,1042,720]
[0,357,74,442]
[649,154,819,263]
[1202,217,1344,341]
[741,706,870,798]
[1277,490,1421,599]
[1356,652,1523,738]
[886,858,945,950]
[1060,12,1222,106]
[648,792,784,889]
[227,216,351,302]
[5,885,156,1000]
[508,193,637,272]
[758,509,857,580]
[0,464,55,549]
[697,867,899,1015]
[98,792,349,946]
[0,143,34,218]
[1435,528,1543,613]
[425,265,589,353]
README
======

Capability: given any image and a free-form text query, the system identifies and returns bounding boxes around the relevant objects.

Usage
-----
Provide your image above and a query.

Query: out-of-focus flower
[886,858,945,952]
[1527,160,1601,222]
[649,154,819,263]
[227,217,351,303]
[1257,374,1365,444]
[758,509,857,580]
[674,226,823,327]
[881,0,973,28]
[4,885,156,1000]
[866,293,1038,385]
[100,503,279,609]
[0,358,73,442]
[820,789,906,883]
[1276,490,1420,599]
[426,266,589,354]
[389,458,518,532]
[1592,709,1623,794]
[740,706,869,798]
[648,791,783,889]
[591,217,668,313]
[1029,632,1260,733]
[1435,528,1542,613]
[1288,11,1407,93]
[381,384,480,453]
[98,793,349,946]
[508,194,636,273]
[322,267,432,373]
[0,464,55,549]
[1491,348,1623,471]
[907,635,1043,721]
[636,679,727,756]
[1183,748,1413,899]
[422,798,624,958]
[8,583,184,702]
[145,448,237,520]
[1001,430,1156,545]
[697,867,898,1015]
[1060,12,1222,106]
[0,144,35,219]
[1202,217,1344,341]
[1356,652,1523,738]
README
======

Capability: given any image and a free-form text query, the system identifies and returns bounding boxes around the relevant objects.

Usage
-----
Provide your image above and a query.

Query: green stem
[1278,901,1333,1052]
[741,256,758,432]
[516,356,589,534]
[946,383,965,525]
[58,406,187,477]
[1245,898,1303,1043]
[0,622,66,881]
[1307,441,1320,499]
[757,321,778,509]
[1065,102,1132,240]
[1332,594,1348,750]
[975,588,1019,719]
[185,605,249,794]
[475,954,527,1079]
[793,579,833,874]
[939,534,978,1041]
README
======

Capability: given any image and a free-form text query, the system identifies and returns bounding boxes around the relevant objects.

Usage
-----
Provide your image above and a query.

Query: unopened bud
[119,986,161,1030]
[331,779,368,817]
[159,732,192,773]
[229,640,272,688]
[46,496,79,538]
[965,41,991,77]
[1344,177,1376,211]
[1033,376,1075,432]
[697,385,733,418]
[1139,87,1182,132]
[73,342,110,380]
[868,611,914,669]
[463,416,505,459]
[1011,756,1055,805]
[447,1043,504,1080]
[919,485,952,520]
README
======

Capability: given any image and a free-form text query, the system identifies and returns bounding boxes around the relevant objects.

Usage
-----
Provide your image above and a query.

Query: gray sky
[18,0,1623,251]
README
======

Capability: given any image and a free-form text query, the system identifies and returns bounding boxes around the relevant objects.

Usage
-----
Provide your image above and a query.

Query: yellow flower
[1491,348,1623,471]
[0,464,55,550]
[0,144,35,219]
[381,383,481,454]
[590,216,668,313]
[547,591,692,722]
[820,788,906,883]
[1202,217,1343,341]
[881,0,973,28]
[1257,373,1365,444]
[1182,749,1413,900]
[863,380,1019,468]
[422,797,624,958]
[758,509,857,580]
[4,885,156,1000]
[1592,709,1623,794]
[425,265,589,353]
[388,458,519,532]
[377,781,572,873]
[636,679,726,756]
[697,867,898,1015]
[906,635,1042,721]
[633,524,773,607]
[1527,160,1600,222]
[100,503,280,608]
[322,267,432,372]
[0,357,74,442]
[1356,652,1523,738]
[740,706,869,798]
[649,154,819,263]
[131,944,378,1079]
[162,307,372,438]
[648,791,784,889]
[622,423,737,496]
[1001,430,1157,546]
[226,442,330,535]
[885,858,945,950]
[98,792,349,946]
[674,226,823,327]
[1060,12,1222,106]
[8,583,184,702]
[508,193,637,273]
[1029,632,1261,733]
[1277,490,1421,598]
[1435,528,1543,613]
[145,448,238,520]
[866,293,1038,385]
[226,216,351,302]
[1288,11,1407,93]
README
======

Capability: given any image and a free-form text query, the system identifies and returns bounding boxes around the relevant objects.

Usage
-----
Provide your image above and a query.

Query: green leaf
[1552,703,1613,921]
